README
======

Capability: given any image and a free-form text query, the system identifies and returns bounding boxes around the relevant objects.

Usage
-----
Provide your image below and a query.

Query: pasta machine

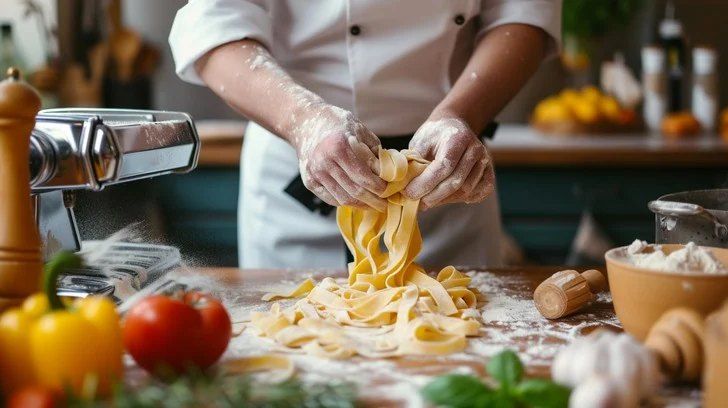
[29,108,200,301]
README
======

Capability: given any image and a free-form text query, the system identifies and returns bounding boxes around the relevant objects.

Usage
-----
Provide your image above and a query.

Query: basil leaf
[486,350,524,388]
[515,379,571,408]
[475,390,518,408]
[421,374,492,408]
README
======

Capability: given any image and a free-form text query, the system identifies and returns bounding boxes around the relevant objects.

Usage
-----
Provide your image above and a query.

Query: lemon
[580,86,601,102]
[570,101,600,124]
[599,96,622,122]
[534,99,572,123]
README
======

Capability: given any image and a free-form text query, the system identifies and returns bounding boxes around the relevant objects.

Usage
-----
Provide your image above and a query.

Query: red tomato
[7,386,60,408]
[122,292,231,374]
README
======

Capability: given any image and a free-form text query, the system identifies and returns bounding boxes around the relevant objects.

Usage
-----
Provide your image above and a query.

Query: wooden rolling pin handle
[582,269,607,293]
[534,269,607,320]
[0,68,43,299]
[644,308,705,382]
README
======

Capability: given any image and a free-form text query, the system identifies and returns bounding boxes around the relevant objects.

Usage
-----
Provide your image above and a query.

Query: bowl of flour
[605,240,728,340]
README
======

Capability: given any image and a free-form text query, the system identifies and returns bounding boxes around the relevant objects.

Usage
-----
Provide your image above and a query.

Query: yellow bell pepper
[0,252,123,398]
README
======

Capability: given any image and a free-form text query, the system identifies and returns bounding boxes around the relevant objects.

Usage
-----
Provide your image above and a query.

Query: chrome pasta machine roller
[29,108,200,259]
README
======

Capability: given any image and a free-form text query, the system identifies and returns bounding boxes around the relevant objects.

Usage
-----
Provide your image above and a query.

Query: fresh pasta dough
[250,148,483,358]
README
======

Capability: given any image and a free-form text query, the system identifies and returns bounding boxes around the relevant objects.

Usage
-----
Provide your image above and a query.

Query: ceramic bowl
[605,244,728,340]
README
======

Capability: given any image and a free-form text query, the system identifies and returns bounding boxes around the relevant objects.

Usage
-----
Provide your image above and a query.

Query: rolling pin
[534,269,607,319]
[644,307,705,382]
[0,68,43,301]
[704,302,728,408]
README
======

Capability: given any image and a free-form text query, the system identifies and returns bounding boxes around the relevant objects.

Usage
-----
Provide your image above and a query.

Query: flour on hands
[237,45,387,211]
[404,117,494,210]
[295,105,386,211]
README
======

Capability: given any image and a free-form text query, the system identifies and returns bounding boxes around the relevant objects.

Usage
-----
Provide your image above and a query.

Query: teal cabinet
[154,169,239,266]
[497,167,728,263]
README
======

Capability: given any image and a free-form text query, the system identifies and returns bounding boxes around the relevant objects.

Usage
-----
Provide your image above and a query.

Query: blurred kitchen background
[4,0,728,266]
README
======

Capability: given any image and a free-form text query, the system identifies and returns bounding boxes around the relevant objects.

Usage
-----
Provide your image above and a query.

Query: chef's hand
[404,116,494,210]
[294,104,387,212]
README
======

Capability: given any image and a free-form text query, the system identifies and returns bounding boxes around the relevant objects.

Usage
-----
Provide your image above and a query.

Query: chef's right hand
[293,105,387,212]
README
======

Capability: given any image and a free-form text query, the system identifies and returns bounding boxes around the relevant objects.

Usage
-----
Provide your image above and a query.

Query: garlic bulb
[552,331,661,408]
[568,376,620,408]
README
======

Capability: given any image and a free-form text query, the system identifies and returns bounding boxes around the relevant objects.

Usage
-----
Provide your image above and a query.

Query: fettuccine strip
[251,148,483,358]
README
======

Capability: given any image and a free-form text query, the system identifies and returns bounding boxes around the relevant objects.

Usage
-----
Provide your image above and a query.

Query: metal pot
[648,189,728,247]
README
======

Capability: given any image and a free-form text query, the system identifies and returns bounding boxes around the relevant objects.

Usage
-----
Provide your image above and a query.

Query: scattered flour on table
[180,268,693,406]
[625,240,727,274]
[210,269,619,406]
[456,271,618,367]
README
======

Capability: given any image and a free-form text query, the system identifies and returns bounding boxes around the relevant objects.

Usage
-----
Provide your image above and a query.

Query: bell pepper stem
[43,251,83,310]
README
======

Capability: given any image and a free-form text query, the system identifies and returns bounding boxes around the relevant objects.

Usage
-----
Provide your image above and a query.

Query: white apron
[239,122,503,269]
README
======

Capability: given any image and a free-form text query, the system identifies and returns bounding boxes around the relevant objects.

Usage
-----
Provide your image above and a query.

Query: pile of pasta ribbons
[250,148,483,358]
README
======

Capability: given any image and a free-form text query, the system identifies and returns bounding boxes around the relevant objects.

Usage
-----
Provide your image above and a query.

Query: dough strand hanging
[251,148,484,358]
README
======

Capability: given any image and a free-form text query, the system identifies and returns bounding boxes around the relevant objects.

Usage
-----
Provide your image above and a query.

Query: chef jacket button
[454,14,465,25]
[350,25,361,36]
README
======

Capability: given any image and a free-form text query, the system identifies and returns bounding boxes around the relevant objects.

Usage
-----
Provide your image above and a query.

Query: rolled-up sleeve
[478,0,562,59]
[169,0,272,85]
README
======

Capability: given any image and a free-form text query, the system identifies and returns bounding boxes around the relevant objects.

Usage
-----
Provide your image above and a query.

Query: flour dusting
[177,269,617,406]
[171,268,696,406]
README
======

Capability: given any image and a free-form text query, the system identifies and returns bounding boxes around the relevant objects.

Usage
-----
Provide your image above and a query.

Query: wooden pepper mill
[534,269,607,319]
[0,68,43,304]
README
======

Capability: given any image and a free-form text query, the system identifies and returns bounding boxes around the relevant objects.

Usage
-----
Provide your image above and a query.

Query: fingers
[317,172,369,209]
[458,154,488,197]
[349,137,380,174]
[419,144,482,209]
[425,158,495,210]
[304,178,340,207]
[329,164,387,212]
[337,141,386,195]
[467,165,495,203]
[355,123,382,152]
[404,139,468,200]
[437,164,495,208]
[436,154,489,205]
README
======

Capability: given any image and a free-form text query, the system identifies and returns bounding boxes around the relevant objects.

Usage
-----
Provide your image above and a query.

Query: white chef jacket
[170,0,561,269]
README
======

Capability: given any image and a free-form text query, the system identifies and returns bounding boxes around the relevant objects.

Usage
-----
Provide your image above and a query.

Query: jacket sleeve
[478,0,562,59]
[169,0,272,85]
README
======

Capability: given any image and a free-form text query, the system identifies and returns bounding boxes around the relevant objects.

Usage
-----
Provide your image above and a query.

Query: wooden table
[168,266,701,407]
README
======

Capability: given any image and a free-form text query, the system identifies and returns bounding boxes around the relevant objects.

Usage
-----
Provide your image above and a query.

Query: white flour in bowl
[625,240,727,275]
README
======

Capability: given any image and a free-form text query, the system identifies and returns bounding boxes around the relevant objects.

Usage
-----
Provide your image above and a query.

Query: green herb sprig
[562,0,643,38]
[66,373,356,408]
[421,350,570,408]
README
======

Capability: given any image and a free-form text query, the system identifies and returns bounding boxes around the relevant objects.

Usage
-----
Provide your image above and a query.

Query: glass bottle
[642,46,667,133]
[691,47,718,132]
[0,23,27,75]
[659,1,686,113]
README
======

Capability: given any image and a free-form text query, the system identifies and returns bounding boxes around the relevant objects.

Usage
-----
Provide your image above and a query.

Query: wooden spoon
[134,44,160,78]
[107,0,142,82]
[109,29,141,82]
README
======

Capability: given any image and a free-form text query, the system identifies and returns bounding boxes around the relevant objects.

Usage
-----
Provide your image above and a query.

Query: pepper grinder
[534,269,607,319]
[0,68,42,302]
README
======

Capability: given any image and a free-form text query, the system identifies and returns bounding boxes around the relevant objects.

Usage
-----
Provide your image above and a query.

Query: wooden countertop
[166,266,699,407]
[195,120,728,168]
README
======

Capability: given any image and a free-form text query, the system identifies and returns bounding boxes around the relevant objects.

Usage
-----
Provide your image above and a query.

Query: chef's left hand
[404,116,494,210]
